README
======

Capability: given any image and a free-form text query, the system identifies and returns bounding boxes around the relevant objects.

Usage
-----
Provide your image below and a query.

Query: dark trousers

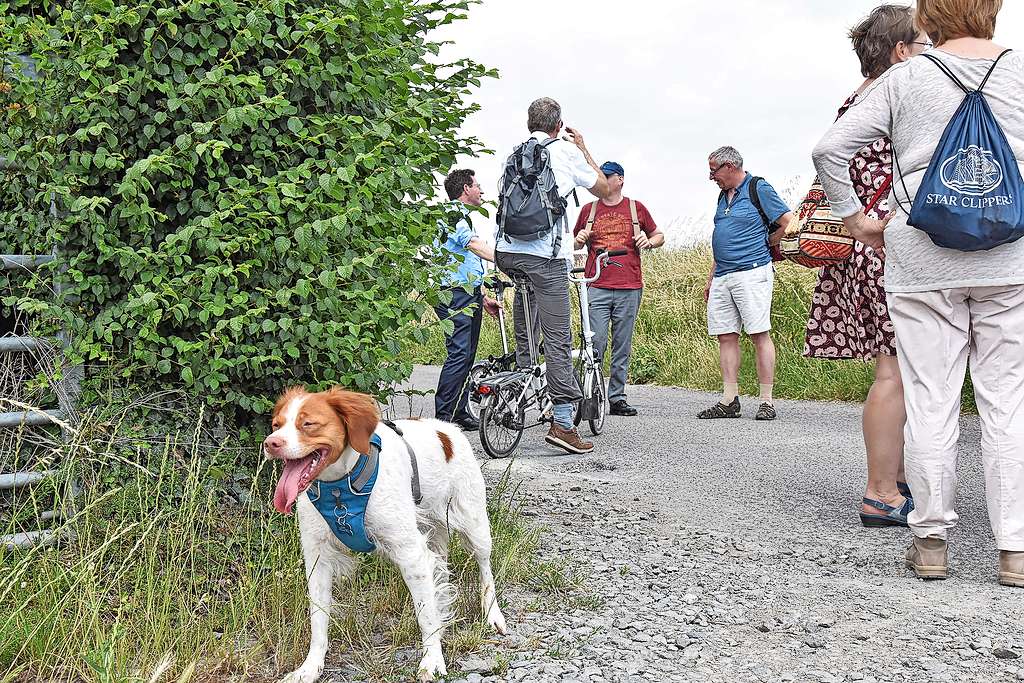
[495,251,582,406]
[433,285,483,422]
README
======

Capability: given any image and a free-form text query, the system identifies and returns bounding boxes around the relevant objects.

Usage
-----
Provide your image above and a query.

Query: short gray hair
[709,146,744,169]
[527,97,561,134]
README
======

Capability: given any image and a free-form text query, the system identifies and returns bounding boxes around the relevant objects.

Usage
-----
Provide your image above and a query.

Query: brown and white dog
[263,387,507,683]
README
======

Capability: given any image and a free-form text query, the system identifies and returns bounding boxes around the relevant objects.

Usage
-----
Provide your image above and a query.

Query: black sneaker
[609,400,638,416]
[454,415,480,431]
[697,396,741,419]
[755,402,777,421]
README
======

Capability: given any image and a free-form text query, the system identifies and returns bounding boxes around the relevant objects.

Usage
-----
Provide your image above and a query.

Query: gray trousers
[495,251,582,406]
[589,287,642,403]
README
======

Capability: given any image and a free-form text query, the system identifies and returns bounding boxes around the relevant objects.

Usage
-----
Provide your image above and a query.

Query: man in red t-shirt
[573,161,664,416]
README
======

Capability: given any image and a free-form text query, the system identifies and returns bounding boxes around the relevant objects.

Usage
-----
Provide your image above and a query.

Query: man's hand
[635,232,653,250]
[704,280,713,302]
[483,296,500,318]
[575,228,591,247]
[563,126,586,151]
[843,211,893,251]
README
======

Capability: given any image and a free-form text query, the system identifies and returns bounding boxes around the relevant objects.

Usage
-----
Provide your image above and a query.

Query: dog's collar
[306,433,382,553]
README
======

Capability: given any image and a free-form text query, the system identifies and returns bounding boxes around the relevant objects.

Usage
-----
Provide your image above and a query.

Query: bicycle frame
[570,248,625,416]
[476,249,625,449]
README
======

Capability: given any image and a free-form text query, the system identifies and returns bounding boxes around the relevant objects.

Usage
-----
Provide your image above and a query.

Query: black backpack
[496,137,567,257]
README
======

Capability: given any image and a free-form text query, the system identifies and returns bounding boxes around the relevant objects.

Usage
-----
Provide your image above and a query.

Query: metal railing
[1,253,80,549]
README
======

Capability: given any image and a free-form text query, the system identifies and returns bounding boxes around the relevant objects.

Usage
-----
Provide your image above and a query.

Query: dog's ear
[324,388,380,454]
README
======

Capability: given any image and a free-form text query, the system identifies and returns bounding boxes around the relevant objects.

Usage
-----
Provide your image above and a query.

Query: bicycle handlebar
[569,248,626,283]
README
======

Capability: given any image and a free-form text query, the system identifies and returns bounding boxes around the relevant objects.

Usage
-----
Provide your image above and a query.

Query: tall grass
[1,405,572,683]
[409,247,981,409]
[407,248,878,402]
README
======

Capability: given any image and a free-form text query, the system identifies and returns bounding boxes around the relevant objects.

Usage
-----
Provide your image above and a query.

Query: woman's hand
[843,211,894,250]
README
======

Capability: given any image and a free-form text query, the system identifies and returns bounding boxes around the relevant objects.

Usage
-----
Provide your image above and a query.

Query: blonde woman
[813,0,1024,586]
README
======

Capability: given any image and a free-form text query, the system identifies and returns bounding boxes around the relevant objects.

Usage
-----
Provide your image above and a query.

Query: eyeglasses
[709,163,729,179]
[910,40,934,49]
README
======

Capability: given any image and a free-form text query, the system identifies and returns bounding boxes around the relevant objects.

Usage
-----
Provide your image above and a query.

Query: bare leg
[863,353,908,513]
[749,331,776,386]
[718,333,741,385]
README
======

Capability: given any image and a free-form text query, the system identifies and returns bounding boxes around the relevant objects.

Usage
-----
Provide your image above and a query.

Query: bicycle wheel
[588,365,606,436]
[569,367,588,428]
[465,362,491,420]
[479,386,524,459]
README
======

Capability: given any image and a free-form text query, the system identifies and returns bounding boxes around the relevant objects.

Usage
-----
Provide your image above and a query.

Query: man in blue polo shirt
[434,168,498,431]
[698,146,793,422]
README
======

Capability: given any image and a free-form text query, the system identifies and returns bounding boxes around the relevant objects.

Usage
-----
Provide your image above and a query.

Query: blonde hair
[915,0,1002,43]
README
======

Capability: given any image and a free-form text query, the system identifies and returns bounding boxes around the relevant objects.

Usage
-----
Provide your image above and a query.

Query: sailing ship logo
[940,145,1003,196]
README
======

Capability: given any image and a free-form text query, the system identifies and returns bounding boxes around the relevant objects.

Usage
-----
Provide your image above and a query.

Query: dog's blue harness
[305,422,422,554]
[306,433,382,553]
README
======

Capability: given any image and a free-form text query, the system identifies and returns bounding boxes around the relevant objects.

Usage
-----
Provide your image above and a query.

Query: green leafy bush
[0,0,491,423]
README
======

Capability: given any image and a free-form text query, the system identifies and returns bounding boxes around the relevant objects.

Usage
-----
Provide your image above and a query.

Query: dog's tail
[431,547,456,627]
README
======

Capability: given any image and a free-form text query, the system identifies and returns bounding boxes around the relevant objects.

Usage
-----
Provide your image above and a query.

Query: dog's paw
[487,606,508,635]
[417,648,447,681]
[277,665,323,683]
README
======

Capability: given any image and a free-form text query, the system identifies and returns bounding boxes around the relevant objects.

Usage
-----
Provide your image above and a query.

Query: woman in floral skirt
[804,4,931,527]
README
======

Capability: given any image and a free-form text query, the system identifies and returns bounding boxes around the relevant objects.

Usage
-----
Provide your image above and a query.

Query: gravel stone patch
[322,366,1024,682]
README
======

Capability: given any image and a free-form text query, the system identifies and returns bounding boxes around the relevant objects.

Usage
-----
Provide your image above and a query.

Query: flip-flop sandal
[860,496,914,528]
[897,481,913,499]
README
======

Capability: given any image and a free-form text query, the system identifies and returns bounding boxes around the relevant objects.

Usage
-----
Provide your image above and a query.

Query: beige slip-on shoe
[905,536,948,580]
[999,551,1024,587]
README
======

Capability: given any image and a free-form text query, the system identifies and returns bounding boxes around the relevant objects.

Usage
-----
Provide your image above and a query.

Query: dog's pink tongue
[273,458,310,515]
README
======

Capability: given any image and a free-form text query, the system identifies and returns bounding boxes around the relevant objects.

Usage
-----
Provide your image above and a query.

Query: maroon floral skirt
[803,241,896,360]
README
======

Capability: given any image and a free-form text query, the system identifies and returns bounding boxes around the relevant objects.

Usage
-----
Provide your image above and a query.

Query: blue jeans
[433,286,483,422]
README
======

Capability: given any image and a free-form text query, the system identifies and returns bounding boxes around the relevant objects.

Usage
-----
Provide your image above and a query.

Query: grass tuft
[1,410,572,682]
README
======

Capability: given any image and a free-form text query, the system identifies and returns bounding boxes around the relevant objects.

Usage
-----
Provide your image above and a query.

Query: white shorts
[707,264,774,336]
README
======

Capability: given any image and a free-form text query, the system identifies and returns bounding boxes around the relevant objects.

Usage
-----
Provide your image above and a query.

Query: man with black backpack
[699,146,793,422]
[494,97,611,454]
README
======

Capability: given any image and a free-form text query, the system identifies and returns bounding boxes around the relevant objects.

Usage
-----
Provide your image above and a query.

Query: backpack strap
[748,176,774,232]
[585,201,599,232]
[628,198,641,239]
[979,49,1013,92]
[917,53,970,94]
[749,176,780,259]
[538,136,565,258]
[920,49,1013,95]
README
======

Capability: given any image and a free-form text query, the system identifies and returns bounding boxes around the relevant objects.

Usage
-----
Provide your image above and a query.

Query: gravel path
[375,366,1023,682]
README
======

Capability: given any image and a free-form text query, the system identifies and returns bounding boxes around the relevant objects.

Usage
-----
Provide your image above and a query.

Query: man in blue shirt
[435,169,498,431]
[699,146,793,422]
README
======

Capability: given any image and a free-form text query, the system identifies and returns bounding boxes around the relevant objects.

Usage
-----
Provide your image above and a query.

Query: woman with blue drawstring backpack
[813,0,1024,587]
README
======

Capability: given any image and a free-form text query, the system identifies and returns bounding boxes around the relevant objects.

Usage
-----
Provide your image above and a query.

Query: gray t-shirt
[812,49,1024,293]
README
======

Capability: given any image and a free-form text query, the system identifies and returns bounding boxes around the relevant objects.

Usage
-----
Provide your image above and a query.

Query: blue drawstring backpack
[895,49,1024,251]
